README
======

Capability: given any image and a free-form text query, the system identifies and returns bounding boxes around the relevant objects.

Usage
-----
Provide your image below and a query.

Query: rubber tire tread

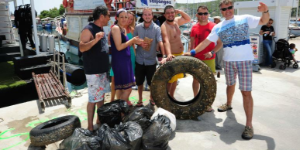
[151,56,216,120]
[30,115,81,146]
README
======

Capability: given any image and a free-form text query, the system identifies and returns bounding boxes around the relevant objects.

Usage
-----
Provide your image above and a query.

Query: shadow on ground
[175,111,276,150]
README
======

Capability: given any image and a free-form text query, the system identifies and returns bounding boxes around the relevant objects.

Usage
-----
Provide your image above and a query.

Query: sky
[8,0,216,14]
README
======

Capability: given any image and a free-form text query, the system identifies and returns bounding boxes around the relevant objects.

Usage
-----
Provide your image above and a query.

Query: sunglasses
[198,12,208,16]
[220,6,233,11]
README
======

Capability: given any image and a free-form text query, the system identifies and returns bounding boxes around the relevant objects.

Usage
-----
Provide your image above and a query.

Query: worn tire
[30,115,81,146]
[151,56,216,120]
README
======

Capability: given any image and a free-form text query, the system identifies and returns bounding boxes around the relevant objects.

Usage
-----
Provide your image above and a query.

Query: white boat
[289,21,300,36]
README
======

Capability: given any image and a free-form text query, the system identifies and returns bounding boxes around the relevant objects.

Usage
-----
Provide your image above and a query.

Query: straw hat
[213,16,221,20]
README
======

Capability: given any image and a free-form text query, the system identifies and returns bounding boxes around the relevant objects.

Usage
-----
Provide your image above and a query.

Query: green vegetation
[39,4,65,19]
[177,0,300,18]
[0,61,26,90]
[291,0,300,17]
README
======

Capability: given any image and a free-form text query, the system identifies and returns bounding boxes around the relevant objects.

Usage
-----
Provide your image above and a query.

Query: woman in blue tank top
[126,12,136,74]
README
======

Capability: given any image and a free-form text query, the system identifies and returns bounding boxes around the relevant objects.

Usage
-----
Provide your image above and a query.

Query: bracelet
[190,49,196,56]
[263,10,269,13]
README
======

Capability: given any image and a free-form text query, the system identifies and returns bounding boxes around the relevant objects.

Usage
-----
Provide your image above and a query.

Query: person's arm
[132,29,136,55]
[189,37,195,51]
[204,38,223,58]
[271,26,276,36]
[259,26,264,35]
[260,30,270,35]
[79,29,103,52]
[111,26,138,51]
[175,9,191,26]
[108,31,111,46]
[158,41,169,64]
[161,24,171,57]
[257,2,269,25]
[183,39,212,56]
[214,39,223,52]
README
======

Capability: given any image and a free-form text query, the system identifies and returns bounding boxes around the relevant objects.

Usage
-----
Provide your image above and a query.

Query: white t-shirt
[207,15,260,61]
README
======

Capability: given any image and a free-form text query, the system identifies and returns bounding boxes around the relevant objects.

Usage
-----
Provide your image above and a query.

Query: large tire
[30,115,81,146]
[151,56,216,120]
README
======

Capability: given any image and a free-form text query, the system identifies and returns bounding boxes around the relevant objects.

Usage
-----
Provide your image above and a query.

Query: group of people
[79,0,270,140]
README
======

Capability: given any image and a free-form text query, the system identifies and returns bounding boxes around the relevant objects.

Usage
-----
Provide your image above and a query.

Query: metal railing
[51,37,68,92]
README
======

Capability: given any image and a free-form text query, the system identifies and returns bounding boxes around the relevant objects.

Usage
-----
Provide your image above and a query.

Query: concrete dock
[0,38,300,150]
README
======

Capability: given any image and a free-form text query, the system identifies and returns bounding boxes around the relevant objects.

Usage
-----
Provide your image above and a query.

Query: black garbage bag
[97,124,131,150]
[59,128,101,150]
[115,121,143,150]
[123,107,154,131]
[142,115,172,150]
[110,99,130,114]
[97,100,129,127]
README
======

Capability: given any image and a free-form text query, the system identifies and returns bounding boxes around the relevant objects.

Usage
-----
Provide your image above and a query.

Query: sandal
[150,99,155,106]
[135,102,144,107]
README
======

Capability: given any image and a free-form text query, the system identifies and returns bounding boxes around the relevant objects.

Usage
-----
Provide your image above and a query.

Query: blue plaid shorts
[223,60,253,91]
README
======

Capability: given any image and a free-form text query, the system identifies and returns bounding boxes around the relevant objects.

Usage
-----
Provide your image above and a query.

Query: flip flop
[150,99,155,106]
[135,102,144,107]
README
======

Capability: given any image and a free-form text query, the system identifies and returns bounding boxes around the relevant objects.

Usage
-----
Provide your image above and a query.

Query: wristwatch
[211,51,215,55]
[263,10,269,13]
[163,55,167,58]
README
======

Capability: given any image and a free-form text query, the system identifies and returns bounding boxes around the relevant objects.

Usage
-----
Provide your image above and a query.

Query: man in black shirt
[260,18,275,66]
[79,5,111,132]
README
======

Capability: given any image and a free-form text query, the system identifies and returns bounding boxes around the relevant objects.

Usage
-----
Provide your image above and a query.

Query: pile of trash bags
[59,100,176,150]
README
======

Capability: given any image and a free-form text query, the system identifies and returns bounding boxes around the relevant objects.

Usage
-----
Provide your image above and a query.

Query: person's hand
[133,36,143,45]
[141,42,148,49]
[160,58,167,64]
[175,9,181,15]
[166,54,174,61]
[182,52,191,56]
[204,52,212,59]
[95,32,105,41]
[257,2,268,12]
[265,31,270,34]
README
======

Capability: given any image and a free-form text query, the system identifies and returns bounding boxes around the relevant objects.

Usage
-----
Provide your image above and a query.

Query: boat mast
[296,0,299,22]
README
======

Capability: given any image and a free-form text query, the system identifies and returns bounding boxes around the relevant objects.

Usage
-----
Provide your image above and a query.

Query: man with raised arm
[161,5,191,98]
[184,0,269,140]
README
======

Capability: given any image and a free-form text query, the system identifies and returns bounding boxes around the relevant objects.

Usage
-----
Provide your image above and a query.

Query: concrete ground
[1,38,300,150]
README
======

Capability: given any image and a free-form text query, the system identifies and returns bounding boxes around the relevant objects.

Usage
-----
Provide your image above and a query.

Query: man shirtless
[161,5,191,98]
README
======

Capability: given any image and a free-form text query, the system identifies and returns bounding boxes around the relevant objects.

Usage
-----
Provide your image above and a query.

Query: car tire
[30,115,81,146]
[151,56,216,120]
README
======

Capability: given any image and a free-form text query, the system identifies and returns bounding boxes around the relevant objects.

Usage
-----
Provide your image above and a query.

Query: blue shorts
[86,73,111,103]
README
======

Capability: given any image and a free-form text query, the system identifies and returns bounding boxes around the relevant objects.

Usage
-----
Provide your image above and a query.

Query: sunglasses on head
[220,6,233,11]
[198,12,208,16]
